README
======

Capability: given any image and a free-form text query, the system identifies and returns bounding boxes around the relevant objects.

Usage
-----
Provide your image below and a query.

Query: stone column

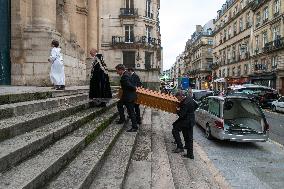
[87,0,99,54]
[64,0,77,42]
[32,0,57,30]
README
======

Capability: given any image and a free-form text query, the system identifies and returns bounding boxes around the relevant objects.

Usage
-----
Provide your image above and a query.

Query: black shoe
[172,148,184,153]
[126,128,137,132]
[183,154,194,159]
[116,119,125,124]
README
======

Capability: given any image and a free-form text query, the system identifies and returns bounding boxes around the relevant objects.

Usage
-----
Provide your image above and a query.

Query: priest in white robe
[49,40,65,90]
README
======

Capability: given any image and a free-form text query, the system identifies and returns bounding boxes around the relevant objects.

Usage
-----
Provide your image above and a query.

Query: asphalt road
[264,109,284,146]
[194,125,284,189]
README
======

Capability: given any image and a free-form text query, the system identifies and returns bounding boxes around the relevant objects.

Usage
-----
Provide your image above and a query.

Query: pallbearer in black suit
[115,64,138,132]
[128,67,142,124]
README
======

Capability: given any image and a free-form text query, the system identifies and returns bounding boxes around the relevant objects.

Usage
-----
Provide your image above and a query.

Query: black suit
[172,96,198,156]
[131,72,142,123]
[117,71,138,129]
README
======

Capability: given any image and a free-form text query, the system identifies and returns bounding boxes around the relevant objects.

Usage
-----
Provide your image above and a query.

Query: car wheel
[272,105,277,112]
[205,124,213,140]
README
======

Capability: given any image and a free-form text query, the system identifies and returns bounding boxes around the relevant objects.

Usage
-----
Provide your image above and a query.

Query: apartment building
[99,0,162,89]
[212,0,254,90]
[250,0,284,93]
[186,23,214,90]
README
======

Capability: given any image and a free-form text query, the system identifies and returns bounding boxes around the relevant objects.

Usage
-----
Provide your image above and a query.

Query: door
[0,0,11,85]
[123,51,135,69]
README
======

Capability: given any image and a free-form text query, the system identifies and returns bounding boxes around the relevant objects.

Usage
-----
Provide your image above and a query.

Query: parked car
[271,96,284,112]
[192,89,214,102]
[195,96,269,142]
[227,84,279,107]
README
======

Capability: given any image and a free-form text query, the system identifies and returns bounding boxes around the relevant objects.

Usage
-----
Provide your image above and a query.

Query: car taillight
[214,120,224,129]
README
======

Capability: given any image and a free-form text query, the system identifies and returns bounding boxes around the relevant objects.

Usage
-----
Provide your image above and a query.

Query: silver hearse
[195,96,269,142]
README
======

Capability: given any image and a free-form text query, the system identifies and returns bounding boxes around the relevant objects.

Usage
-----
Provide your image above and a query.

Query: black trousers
[117,100,138,129]
[117,100,140,123]
[172,125,193,156]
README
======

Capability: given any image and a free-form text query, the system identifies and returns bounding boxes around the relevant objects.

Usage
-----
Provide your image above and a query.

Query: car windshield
[223,98,265,133]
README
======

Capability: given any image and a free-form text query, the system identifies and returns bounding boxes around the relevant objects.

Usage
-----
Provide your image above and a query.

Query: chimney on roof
[196,25,203,32]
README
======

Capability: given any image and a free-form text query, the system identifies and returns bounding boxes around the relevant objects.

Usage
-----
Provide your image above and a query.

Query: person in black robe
[89,48,112,107]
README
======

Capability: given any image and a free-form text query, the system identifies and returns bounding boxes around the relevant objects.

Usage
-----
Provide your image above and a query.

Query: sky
[160,0,225,70]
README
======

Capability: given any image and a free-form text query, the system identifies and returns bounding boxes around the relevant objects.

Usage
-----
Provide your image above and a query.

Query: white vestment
[49,47,65,85]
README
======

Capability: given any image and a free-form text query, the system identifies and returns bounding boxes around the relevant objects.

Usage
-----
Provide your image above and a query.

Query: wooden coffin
[118,87,179,114]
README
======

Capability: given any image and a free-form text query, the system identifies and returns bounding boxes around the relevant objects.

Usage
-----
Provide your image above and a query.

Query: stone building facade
[2,0,100,86]
[99,0,162,89]
[212,0,254,90]
[186,23,214,90]
[250,0,284,93]
[211,0,284,93]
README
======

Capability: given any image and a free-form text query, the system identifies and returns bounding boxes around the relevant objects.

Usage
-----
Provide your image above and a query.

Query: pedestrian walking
[49,40,65,90]
[89,48,112,107]
[172,91,198,159]
[115,64,138,132]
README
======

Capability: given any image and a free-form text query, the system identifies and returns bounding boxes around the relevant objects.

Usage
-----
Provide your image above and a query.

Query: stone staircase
[0,88,144,189]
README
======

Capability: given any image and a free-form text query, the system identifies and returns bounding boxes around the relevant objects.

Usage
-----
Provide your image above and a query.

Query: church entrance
[0,0,11,85]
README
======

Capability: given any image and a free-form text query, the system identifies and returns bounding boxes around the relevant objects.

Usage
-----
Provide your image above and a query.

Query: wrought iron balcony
[111,36,161,49]
[119,8,138,17]
[263,37,284,53]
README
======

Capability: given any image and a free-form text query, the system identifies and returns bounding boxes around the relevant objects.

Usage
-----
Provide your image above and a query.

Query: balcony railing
[119,8,138,17]
[112,36,161,49]
[263,37,284,53]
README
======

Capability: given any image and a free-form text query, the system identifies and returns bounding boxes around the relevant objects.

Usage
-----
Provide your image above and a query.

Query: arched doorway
[0,0,11,85]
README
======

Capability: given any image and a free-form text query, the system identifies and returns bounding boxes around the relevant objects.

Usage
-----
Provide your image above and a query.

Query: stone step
[88,122,139,189]
[0,101,117,173]
[0,107,118,189]
[46,107,145,189]
[0,93,88,120]
[45,122,125,189]
[0,100,91,141]
[0,87,89,106]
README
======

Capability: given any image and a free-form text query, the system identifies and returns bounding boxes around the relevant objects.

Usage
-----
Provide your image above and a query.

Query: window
[146,0,152,18]
[232,67,236,76]
[222,69,226,77]
[272,56,278,68]
[262,31,268,47]
[255,35,259,50]
[237,65,241,76]
[125,25,134,42]
[208,39,213,45]
[246,12,251,28]
[125,0,134,9]
[244,64,248,74]
[208,98,220,117]
[227,68,230,76]
[263,6,269,22]
[240,0,244,9]
[228,26,232,38]
[256,12,261,26]
[239,17,243,32]
[208,48,213,53]
[274,0,280,15]
[123,51,136,68]
[146,26,152,44]
[232,46,236,60]
[273,25,281,40]
[234,22,237,35]
[145,52,153,69]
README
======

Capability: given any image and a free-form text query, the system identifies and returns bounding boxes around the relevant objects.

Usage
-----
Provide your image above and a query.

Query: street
[194,122,284,189]
[264,109,284,146]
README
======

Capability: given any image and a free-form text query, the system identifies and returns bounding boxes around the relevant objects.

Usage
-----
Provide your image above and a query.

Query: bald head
[90,48,98,57]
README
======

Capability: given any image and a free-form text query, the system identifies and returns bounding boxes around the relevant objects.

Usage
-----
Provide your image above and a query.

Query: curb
[193,141,232,189]
[268,139,284,149]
